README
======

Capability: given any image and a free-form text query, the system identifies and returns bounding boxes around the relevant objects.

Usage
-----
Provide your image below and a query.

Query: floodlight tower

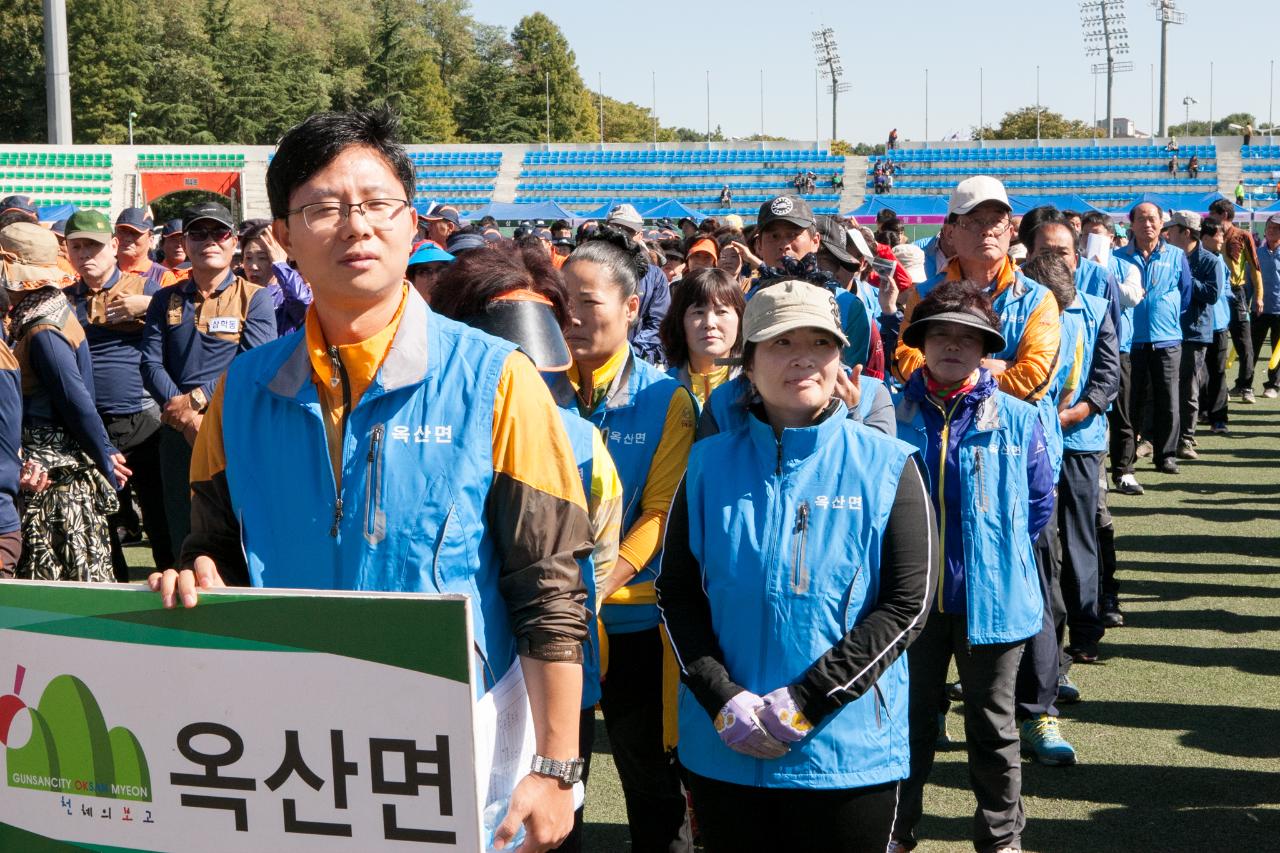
[812,28,850,141]
[1152,0,1186,137]
[43,0,73,143]
[1081,1,1132,139]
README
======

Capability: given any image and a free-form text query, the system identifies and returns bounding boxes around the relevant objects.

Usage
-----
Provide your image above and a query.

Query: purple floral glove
[758,686,814,744]
[715,691,790,759]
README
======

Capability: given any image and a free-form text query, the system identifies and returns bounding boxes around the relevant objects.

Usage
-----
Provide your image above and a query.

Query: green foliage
[510,13,593,142]
[453,24,540,143]
[1168,112,1256,138]
[974,106,1100,141]
[0,0,49,143]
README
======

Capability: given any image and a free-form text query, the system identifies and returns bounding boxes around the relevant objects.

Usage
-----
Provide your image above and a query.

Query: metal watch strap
[529,754,584,785]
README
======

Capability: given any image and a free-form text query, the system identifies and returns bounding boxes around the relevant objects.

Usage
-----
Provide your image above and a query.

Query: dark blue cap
[161,218,184,237]
[446,232,488,255]
[0,195,37,217]
[115,207,154,233]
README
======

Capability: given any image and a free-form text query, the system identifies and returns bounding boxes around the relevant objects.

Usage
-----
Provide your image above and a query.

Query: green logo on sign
[0,665,151,802]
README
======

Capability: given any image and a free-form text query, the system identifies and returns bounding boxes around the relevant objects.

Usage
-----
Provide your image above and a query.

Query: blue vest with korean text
[220,291,518,698]
[1117,241,1186,346]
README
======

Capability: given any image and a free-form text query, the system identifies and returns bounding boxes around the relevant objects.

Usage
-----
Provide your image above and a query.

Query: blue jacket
[1256,239,1280,315]
[1182,245,1226,344]
[1075,256,1123,352]
[549,350,689,634]
[1061,293,1119,453]
[895,370,1049,644]
[1104,254,1137,353]
[0,345,21,536]
[219,295,523,696]
[141,272,277,405]
[1212,258,1231,332]
[14,314,119,485]
[629,264,670,364]
[665,404,921,789]
[1116,240,1193,347]
[64,270,159,416]
[558,409,603,710]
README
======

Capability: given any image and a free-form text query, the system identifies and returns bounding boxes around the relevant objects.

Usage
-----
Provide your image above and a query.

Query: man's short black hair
[1080,211,1112,233]
[266,107,415,220]
[1207,198,1236,221]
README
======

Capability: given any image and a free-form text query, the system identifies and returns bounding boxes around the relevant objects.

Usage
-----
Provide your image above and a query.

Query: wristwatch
[188,387,209,413]
[529,754,585,785]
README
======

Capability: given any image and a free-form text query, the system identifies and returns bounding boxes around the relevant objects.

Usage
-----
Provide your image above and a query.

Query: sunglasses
[187,226,232,243]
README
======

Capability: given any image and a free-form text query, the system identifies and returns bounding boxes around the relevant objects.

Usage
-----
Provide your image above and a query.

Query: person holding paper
[150,108,593,853]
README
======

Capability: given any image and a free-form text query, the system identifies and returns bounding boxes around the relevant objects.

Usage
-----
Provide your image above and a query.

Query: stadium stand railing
[865,144,1218,208]
[0,150,114,209]
[136,152,245,169]
[516,148,846,216]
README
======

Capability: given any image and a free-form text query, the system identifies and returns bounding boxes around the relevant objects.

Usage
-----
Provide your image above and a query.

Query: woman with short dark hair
[659,268,745,405]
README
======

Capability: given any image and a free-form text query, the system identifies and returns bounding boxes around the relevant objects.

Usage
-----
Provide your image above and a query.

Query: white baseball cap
[948,175,1012,216]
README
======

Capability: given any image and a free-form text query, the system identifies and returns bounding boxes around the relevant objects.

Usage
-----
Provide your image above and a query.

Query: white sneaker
[1115,473,1145,496]
[1265,387,1279,399]
[886,842,909,853]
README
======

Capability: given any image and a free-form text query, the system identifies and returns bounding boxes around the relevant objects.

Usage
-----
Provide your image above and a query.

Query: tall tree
[510,13,593,142]
[0,0,48,143]
[66,0,157,143]
[453,24,539,143]
[974,106,1099,141]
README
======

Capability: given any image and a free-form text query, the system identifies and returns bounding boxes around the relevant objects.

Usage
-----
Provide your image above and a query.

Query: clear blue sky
[471,1,1278,142]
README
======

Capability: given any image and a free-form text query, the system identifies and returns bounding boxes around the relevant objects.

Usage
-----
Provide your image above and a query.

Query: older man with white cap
[606,203,671,364]
[894,176,1062,405]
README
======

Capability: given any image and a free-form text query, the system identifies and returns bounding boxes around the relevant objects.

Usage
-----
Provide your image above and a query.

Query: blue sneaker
[1020,714,1077,766]
[1057,674,1081,704]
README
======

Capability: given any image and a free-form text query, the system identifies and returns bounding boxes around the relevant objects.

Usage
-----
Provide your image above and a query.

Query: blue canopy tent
[452,200,578,222]
[640,199,706,223]
[847,195,949,224]
[35,203,77,223]
[1007,194,1105,214]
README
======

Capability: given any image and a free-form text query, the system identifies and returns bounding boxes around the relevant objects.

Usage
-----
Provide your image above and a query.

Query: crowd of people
[1,107,1278,853]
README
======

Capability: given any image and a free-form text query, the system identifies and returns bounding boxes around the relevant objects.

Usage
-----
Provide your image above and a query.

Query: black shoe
[1101,595,1125,628]
[1114,473,1145,495]
[1156,459,1180,474]
[945,681,964,703]
[1066,644,1100,664]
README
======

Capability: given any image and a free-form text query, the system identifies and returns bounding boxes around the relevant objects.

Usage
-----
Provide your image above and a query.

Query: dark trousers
[1201,329,1230,426]
[1097,471,1119,600]
[1059,451,1105,654]
[689,773,898,853]
[1129,343,1181,466]
[1017,512,1064,719]
[1108,352,1134,477]
[104,407,172,579]
[1249,313,1280,389]
[550,707,598,853]
[1229,286,1254,389]
[1178,341,1208,444]
[894,612,1025,853]
[598,627,692,853]
[157,425,193,562]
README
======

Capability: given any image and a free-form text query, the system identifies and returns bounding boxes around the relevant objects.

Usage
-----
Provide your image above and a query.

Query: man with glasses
[895,176,1062,404]
[140,201,276,562]
[149,109,592,853]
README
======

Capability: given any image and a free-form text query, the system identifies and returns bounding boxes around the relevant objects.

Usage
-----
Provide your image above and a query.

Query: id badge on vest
[208,316,242,335]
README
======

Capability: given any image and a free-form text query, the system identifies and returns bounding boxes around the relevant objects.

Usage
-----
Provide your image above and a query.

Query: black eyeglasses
[286,199,410,232]
[186,226,233,243]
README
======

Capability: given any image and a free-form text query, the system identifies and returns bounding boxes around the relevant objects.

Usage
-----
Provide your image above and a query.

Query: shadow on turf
[1123,576,1280,601]
[919,762,1280,852]
[1097,640,1277,676]
[1115,534,1279,561]
[1110,605,1280,633]
[1063,700,1280,758]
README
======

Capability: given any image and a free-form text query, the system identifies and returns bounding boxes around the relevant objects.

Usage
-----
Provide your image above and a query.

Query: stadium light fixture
[1081,0,1131,139]
[1182,95,1197,132]
[1151,0,1186,137]
[812,27,849,142]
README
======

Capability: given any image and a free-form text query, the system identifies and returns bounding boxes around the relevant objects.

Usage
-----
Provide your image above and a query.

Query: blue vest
[1116,241,1187,345]
[677,405,916,789]
[558,410,603,710]
[1036,304,1079,482]
[1104,255,1136,353]
[895,393,1044,645]
[1061,293,1111,453]
[220,292,518,697]
[550,350,689,634]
